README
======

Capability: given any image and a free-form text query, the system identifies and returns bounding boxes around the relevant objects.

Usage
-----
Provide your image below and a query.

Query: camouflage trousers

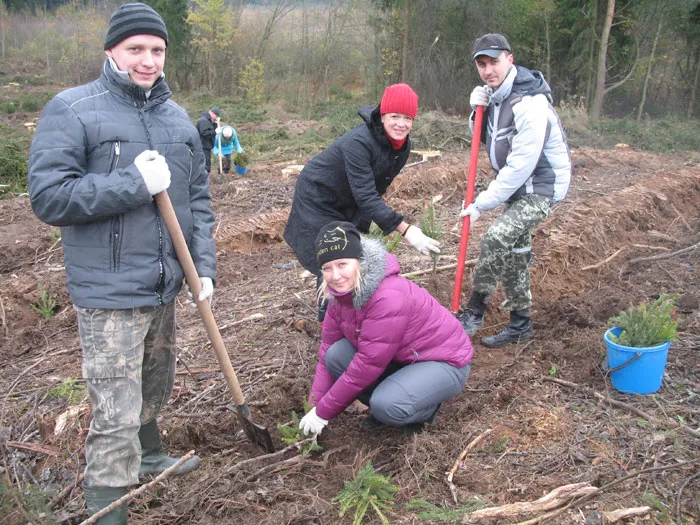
[472,195,551,312]
[75,303,177,488]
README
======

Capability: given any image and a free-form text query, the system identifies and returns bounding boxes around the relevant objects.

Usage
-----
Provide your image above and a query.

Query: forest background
[0,0,699,178]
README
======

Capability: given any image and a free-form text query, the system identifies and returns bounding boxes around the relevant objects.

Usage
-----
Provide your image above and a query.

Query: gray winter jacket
[471,65,571,211]
[28,61,216,309]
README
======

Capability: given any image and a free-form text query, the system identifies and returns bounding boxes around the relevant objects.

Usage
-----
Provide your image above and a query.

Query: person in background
[284,84,441,323]
[197,106,221,175]
[27,3,216,523]
[213,124,244,182]
[298,222,473,437]
[458,33,571,347]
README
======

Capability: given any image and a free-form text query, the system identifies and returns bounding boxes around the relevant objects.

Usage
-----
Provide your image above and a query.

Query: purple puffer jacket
[310,238,474,420]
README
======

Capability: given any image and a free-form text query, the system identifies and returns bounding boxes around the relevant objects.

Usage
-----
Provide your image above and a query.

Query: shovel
[451,105,485,314]
[154,191,274,453]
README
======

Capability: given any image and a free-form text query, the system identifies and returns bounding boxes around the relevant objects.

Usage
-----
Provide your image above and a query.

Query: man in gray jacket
[27,4,215,523]
[458,34,570,347]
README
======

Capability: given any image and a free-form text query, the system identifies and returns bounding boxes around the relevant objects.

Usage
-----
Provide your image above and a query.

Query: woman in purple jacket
[299,221,474,436]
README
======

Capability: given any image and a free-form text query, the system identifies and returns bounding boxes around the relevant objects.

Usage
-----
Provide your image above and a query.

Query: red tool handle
[451,105,484,314]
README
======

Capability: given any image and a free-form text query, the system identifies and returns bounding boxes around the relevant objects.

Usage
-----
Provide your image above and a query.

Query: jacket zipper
[188,147,193,183]
[138,107,164,304]
[111,215,122,272]
[110,141,121,172]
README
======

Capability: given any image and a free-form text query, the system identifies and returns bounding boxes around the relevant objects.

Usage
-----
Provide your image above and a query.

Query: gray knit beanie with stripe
[104,2,168,50]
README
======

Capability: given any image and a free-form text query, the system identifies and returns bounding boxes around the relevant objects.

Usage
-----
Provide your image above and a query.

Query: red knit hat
[380,83,418,119]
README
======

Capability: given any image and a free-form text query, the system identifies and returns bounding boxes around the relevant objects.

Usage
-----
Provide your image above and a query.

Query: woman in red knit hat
[284,83,441,322]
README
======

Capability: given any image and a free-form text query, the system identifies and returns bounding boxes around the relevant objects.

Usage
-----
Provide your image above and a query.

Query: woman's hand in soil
[299,407,328,436]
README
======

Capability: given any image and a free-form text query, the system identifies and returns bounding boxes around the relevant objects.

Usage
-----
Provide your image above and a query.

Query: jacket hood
[513,65,553,103]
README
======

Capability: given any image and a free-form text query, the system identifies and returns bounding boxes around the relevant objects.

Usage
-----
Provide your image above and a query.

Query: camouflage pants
[472,195,551,312]
[75,303,177,488]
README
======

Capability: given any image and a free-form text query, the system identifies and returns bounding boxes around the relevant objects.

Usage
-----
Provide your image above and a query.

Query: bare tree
[254,0,296,62]
[636,10,663,121]
[590,0,615,119]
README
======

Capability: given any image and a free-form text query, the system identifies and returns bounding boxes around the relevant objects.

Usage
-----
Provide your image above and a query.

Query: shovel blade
[236,403,274,453]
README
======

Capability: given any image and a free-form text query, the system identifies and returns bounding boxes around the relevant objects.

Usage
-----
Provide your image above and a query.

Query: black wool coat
[283,105,410,275]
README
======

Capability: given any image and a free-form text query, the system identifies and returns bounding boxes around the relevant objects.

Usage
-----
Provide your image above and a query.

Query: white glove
[470,85,490,109]
[184,277,214,304]
[460,203,481,224]
[135,150,171,195]
[299,407,328,436]
[405,226,441,255]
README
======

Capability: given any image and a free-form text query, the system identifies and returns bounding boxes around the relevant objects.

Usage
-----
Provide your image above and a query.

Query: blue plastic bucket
[604,327,670,394]
[235,165,247,175]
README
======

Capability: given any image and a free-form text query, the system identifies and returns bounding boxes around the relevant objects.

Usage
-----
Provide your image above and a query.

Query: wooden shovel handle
[154,192,245,406]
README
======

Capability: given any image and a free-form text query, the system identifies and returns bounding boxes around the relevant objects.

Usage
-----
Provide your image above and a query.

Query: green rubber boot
[138,420,201,477]
[83,484,128,525]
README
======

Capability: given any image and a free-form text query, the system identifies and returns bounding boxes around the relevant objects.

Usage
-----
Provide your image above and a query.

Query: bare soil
[1,146,699,524]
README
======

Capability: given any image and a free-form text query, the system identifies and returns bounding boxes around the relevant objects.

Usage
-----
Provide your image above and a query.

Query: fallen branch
[628,242,699,264]
[462,482,598,523]
[218,313,265,332]
[581,248,624,271]
[79,451,195,525]
[49,473,84,509]
[402,258,476,279]
[669,202,693,232]
[514,461,696,524]
[517,505,651,525]
[225,437,315,475]
[5,441,59,456]
[630,244,670,251]
[447,429,492,504]
[542,376,700,440]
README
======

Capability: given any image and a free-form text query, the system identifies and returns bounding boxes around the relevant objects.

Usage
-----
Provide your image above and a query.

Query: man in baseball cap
[458,34,571,348]
[28,3,214,522]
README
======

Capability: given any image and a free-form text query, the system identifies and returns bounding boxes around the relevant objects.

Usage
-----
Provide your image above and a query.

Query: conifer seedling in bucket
[233,152,249,175]
[604,294,678,395]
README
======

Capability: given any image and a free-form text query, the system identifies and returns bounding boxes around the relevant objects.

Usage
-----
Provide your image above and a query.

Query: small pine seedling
[419,200,443,262]
[332,461,399,525]
[47,378,86,405]
[276,399,323,455]
[31,284,57,319]
[608,293,678,347]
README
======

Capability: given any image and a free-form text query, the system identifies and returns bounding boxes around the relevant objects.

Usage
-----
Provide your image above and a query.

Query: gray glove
[135,150,171,195]
[405,226,441,255]
[470,85,490,110]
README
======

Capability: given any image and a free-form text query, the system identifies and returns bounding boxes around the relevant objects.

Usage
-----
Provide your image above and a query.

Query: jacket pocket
[109,215,123,272]
[109,141,121,172]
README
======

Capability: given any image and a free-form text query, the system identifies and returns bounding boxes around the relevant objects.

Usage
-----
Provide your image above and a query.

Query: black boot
[481,309,533,348]
[138,420,201,477]
[83,484,128,524]
[458,292,488,336]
